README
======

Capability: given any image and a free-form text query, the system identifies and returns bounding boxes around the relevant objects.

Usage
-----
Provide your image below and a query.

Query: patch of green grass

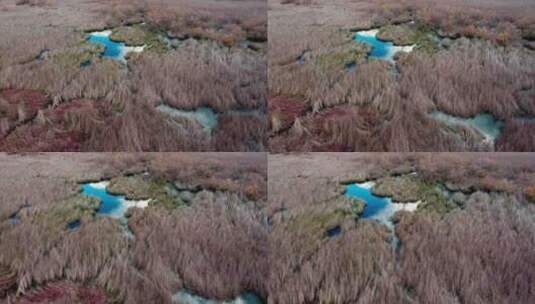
[108,175,186,210]
[107,175,153,200]
[373,174,455,215]
[288,196,364,239]
[33,195,100,233]
[111,25,168,54]
[373,175,425,202]
[289,210,345,235]
[415,181,456,216]
[51,42,103,68]
[522,29,535,41]
[316,42,370,70]
[146,178,186,210]
[378,24,439,54]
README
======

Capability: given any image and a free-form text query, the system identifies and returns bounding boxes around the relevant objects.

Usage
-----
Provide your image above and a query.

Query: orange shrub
[526,186,535,203]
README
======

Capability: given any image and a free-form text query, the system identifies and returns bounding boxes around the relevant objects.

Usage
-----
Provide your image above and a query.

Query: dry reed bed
[269,0,535,151]
[0,153,267,303]
[267,153,535,303]
[0,0,267,151]
[2,153,535,303]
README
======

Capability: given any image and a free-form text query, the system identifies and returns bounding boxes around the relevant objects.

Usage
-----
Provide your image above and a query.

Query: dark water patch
[9,213,19,225]
[8,202,30,225]
[296,49,311,64]
[515,117,535,123]
[67,219,81,230]
[326,225,342,237]
[80,60,91,68]
[35,49,50,62]
[345,61,357,71]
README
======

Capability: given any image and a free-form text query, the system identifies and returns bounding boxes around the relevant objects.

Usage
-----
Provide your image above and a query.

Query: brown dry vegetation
[2,153,535,303]
[0,152,267,303]
[269,0,535,152]
[0,0,267,151]
[268,152,535,303]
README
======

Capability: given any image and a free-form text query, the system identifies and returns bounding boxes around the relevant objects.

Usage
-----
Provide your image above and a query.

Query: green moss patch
[110,25,168,54]
[378,24,440,53]
[288,196,364,239]
[107,175,152,200]
[316,42,370,70]
[107,175,186,210]
[373,175,425,202]
[373,174,455,216]
[32,195,100,233]
[51,42,103,68]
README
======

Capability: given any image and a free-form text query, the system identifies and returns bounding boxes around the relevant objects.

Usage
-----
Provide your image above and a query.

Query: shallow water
[326,225,342,237]
[354,29,415,62]
[9,214,19,225]
[345,182,419,229]
[67,219,81,230]
[430,111,503,144]
[81,181,149,220]
[172,291,262,304]
[87,30,145,62]
[157,104,218,133]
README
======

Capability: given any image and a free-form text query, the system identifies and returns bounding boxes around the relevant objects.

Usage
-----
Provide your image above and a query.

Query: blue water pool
[354,29,415,62]
[345,182,419,228]
[345,182,390,219]
[81,181,149,220]
[87,30,144,62]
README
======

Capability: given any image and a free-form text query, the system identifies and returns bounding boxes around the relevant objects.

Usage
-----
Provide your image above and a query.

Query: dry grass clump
[128,195,269,301]
[396,200,535,304]
[269,0,535,151]
[130,41,266,112]
[0,0,266,151]
[0,195,269,303]
[0,97,211,152]
[268,153,535,303]
[372,0,535,46]
[214,113,266,151]
[101,0,267,48]
[270,38,535,151]
[0,152,268,303]
[0,217,129,292]
[269,218,401,303]
[16,281,107,304]
[496,120,535,151]
[399,39,535,119]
